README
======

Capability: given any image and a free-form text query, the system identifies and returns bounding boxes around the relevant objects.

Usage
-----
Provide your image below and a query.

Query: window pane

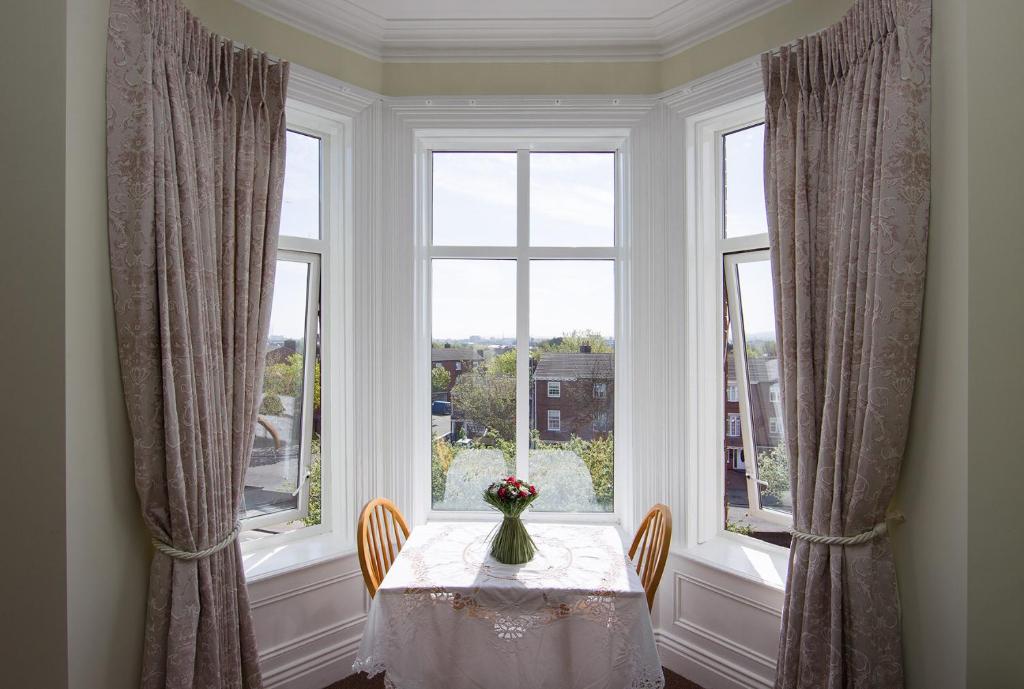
[530,152,614,247]
[530,260,614,512]
[432,153,517,246]
[723,124,768,238]
[281,130,321,239]
[431,260,516,510]
[735,260,790,516]
[245,260,311,519]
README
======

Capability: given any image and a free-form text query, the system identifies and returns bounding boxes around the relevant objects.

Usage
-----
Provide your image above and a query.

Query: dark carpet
[326,669,704,689]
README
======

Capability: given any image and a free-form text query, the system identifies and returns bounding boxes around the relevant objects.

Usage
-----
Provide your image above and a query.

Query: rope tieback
[151,523,241,561]
[789,512,904,546]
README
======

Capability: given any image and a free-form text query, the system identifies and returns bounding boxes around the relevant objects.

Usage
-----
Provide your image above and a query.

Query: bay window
[428,145,619,515]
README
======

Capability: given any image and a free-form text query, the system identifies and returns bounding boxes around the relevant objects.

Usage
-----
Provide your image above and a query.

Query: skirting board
[655,630,774,689]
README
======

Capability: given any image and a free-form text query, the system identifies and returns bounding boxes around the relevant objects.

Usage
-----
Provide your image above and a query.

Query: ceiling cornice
[235,0,791,63]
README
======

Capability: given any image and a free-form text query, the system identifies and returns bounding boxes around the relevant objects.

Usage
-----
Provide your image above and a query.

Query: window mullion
[724,255,761,516]
[515,149,530,480]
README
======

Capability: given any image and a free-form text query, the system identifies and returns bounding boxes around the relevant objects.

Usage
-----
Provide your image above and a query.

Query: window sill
[676,531,789,591]
[427,510,623,526]
[242,528,355,582]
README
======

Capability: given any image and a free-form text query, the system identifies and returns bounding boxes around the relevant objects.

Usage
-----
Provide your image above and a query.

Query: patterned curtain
[761,1,931,687]
[106,1,288,687]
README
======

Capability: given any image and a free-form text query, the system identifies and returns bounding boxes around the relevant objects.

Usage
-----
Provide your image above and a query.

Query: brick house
[724,350,784,472]
[431,345,484,394]
[533,347,614,441]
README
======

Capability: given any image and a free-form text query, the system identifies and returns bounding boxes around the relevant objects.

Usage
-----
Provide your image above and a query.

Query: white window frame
[593,382,607,399]
[686,94,793,544]
[768,416,781,435]
[547,381,561,398]
[547,409,562,432]
[241,95,353,560]
[726,413,741,438]
[419,130,628,523]
[726,381,738,402]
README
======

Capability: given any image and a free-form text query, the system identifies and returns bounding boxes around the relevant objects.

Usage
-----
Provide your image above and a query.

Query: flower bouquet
[482,476,540,565]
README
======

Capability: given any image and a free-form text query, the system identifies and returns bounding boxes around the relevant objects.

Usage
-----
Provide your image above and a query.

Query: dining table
[353,521,665,689]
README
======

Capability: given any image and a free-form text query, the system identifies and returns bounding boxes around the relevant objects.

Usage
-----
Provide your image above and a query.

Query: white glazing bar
[515,149,530,480]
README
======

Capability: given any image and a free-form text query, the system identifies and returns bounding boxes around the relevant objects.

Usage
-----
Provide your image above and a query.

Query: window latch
[292,469,311,497]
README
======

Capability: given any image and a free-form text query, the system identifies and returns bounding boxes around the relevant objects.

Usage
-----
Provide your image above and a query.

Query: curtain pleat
[761,1,931,687]
[106,1,288,687]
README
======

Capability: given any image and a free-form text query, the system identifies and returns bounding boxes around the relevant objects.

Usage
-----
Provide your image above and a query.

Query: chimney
[579,344,592,354]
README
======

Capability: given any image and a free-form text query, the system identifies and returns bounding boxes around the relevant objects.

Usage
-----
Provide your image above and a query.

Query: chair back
[628,503,672,610]
[357,498,411,598]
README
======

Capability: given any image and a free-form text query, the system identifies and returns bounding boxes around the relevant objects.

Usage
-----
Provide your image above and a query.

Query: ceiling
[237,0,791,62]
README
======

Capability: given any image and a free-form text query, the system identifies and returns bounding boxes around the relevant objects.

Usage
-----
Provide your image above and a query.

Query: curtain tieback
[151,523,241,561]
[789,512,904,546]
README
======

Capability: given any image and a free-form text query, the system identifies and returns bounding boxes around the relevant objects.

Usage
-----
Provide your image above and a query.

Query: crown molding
[236,0,790,63]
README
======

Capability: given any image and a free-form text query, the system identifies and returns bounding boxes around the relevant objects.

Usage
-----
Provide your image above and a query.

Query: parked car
[432,400,452,415]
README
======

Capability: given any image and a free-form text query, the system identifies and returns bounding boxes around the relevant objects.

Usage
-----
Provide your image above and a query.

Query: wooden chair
[357,498,411,598]
[629,504,672,610]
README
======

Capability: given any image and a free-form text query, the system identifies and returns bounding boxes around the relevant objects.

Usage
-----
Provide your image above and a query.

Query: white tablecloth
[353,522,664,689]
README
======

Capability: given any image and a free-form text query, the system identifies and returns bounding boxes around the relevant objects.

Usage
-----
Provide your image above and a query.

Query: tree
[431,365,451,392]
[488,349,517,376]
[756,443,790,503]
[450,368,516,441]
[535,329,612,354]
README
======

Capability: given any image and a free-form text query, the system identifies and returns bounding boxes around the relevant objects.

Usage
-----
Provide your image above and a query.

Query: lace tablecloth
[353,522,664,689]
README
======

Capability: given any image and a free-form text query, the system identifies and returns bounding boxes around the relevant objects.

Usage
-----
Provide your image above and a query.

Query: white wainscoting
[655,552,783,689]
[251,553,368,689]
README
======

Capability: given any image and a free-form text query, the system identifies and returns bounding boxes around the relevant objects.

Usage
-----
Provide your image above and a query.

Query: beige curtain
[761,1,931,687]
[106,1,288,687]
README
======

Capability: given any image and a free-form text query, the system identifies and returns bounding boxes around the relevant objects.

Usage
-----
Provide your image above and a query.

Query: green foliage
[431,437,456,505]
[488,349,517,376]
[535,330,612,354]
[263,352,320,410]
[756,443,790,502]
[259,393,285,416]
[745,338,777,359]
[450,368,516,441]
[431,365,452,392]
[303,435,322,527]
[531,431,614,509]
[725,521,755,536]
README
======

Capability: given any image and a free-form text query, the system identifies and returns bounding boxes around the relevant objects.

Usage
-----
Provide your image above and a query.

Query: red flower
[529,485,536,494]
[498,487,507,498]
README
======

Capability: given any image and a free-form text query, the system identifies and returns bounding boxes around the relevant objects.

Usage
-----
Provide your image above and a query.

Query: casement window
[593,382,608,399]
[719,113,793,534]
[428,144,620,514]
[455,362,462,371]
[727,413,741,437]
[242,107,340,538]
[687,96,793,548]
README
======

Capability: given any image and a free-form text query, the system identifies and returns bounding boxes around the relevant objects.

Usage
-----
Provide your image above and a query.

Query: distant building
[266,339,299,365]
[533,346,614,441]
[432,345,485,393]
[724,350,783,472]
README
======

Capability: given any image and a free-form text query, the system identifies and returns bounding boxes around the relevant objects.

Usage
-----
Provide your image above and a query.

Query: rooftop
[534,352,614,381]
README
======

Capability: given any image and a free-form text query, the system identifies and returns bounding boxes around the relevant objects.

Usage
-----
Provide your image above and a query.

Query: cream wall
[0,2,69,688]
[893,1,969,687]
[965,0,1024,686]
[184,0,852,96]
[65,3,151,689]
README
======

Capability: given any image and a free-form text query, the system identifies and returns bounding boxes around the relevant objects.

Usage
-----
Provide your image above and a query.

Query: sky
[269,132,775,344]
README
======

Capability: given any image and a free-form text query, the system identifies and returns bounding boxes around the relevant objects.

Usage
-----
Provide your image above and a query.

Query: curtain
[761,1,931,687]
[106,1,288,687]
